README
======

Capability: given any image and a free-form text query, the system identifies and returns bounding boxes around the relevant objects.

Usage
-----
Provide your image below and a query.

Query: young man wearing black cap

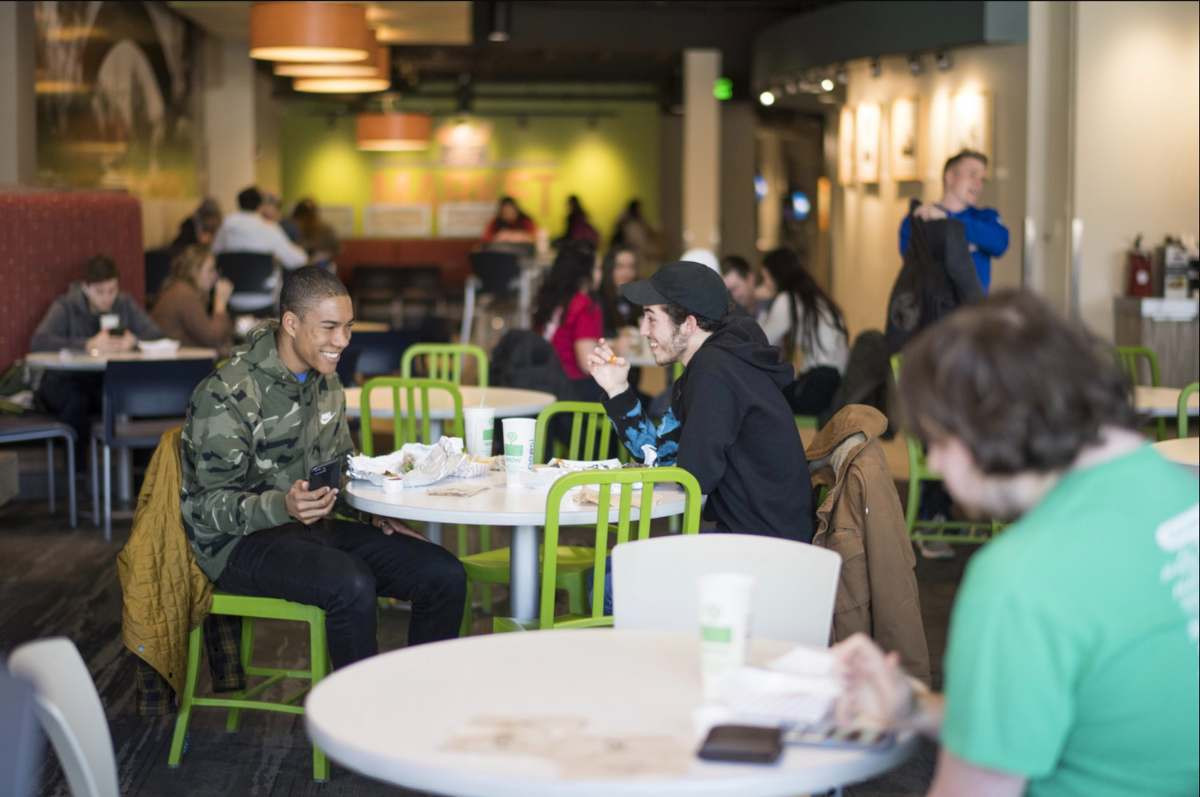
[588,260,813,541]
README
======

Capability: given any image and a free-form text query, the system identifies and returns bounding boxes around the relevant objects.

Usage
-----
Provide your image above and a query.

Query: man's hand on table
[372,515,428,542]
[86,330,136,355]
[285,479,338,525]
[587,339,631,399]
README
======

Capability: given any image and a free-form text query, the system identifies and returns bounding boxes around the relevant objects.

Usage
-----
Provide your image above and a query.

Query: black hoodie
[603,314,813,541]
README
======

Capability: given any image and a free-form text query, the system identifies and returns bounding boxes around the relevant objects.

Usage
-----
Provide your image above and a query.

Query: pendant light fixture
[274,39,391,79]
[294,76,391,94]
[249,2,372,63]
[356,112,433,151]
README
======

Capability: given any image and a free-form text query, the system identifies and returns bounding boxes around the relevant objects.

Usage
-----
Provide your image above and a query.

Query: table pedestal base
[509,523,540,623]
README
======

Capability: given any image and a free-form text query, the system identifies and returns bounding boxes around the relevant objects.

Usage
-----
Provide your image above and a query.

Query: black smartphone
[697,724,783,764]
[307,459,342,492]
[107,325,126,336]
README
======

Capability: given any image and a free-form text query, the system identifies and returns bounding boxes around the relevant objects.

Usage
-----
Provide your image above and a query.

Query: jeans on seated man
[181,267,465,669]
[832,291,1198,796]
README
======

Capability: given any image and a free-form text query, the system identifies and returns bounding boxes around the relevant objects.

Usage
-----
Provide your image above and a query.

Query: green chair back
[1180,382,1199,439]
[359,377,464,455]
[534,401,620,464]
[401,343,489,387]
[1116,345,1161,387]
[538,466,703,630]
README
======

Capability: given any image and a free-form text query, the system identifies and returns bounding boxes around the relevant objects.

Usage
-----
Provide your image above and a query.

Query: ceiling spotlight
[936,51,953,71]
[820,78,835,92]
[869,57,881,78]
[488,1,511,43]
[907,54,923,76]
[835,66,848,85]
[784,80,798,95]
[758,90,776,106]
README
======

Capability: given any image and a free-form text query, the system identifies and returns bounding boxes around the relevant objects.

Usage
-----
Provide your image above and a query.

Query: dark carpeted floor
[0,488,973,797]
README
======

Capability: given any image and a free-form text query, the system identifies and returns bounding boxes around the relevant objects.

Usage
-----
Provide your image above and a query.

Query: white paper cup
[697,572,755,699]
[99,313,120,331]
[501,417,536,474]
[463,407,496,457]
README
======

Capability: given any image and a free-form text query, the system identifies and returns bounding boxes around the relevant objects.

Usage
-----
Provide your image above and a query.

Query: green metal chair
[795,415,819,432]
[358,377,464,456]
[494,466,704,632]
[458,401,623,634]
[401,343,489,387]
[1117,345,1168,440]
[168,593,330,781]
[890,354,995,545]
[1180,382,1199,439]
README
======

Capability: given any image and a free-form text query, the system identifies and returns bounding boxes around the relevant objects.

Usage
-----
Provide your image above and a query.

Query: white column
[682,49,721,254]
[0,1,36,185]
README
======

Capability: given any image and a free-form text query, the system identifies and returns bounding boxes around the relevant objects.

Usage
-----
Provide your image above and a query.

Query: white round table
[1153,437,1200,473]
[345,472,686,625]
[306,630,917,796]
[25,347,218,371]
[344,385,555,420]
[1135,386,1199,419]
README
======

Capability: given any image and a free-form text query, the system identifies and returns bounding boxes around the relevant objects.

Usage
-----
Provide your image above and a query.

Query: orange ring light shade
[355,113,433,151]
[249,2,372,63]
[274,40,391,78]
[294,77,391,93]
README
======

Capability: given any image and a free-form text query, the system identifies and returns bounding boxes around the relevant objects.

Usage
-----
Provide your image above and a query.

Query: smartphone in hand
[697,724,783,764]
[308,459,343,492]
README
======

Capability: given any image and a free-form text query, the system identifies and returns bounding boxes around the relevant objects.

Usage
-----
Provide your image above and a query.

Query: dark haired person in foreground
[834,290,1198,796]
[588,260,812,541]
[181,267,465,667]
[31,255,163,452]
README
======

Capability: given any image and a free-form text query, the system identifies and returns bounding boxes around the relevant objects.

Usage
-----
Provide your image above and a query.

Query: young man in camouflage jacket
[181,267,465,668]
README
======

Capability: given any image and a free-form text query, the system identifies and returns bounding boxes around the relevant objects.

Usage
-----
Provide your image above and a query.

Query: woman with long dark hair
[481,195,537,244]
[533,241,604,399]
[555,194,600,247]
[595,246,639,337]
[759,247,849,415]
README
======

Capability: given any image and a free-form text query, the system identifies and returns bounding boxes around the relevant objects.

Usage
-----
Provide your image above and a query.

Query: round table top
[25,347,217,371]
[1135,386,1199,418]
[305,629,916,797]
[1153,437,1200,468]
[344,385,555,420]
[345,471,686,527]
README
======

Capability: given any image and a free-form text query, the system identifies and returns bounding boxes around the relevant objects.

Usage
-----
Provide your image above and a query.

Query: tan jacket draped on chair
[116,426,212,694]
[807,404,931,685]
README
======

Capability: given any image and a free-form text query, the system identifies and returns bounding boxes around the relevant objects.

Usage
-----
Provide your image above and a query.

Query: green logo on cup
[483,429,492,443]
[701,625,732,643]
[504,443,524,457]
[506,431,517,442]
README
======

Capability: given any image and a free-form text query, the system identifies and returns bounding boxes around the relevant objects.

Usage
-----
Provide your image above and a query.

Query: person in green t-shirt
[833,290,1199,797]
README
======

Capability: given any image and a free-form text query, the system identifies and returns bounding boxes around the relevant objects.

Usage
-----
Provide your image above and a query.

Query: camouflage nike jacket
[181,322,354,581]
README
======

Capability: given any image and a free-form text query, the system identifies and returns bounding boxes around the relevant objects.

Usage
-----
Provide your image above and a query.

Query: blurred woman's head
[597,246,639,331]
[533,240,596,330]
[761,247,847,358]
[496,196,526,226]
[169,245,217,293]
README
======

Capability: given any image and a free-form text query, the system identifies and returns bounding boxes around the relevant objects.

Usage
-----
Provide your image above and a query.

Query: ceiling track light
[835,65,848,85]
[869,57,882,78]
[488,1,511,43]
[936,51,953,71]
[758,89,776,106]
[907,54,923,76]
[820,77,835,92]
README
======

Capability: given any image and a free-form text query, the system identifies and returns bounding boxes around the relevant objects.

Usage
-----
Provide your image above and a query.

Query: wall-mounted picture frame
[948,90,992,160]
[837,106,855,185]
[854,102,881,184]
[889,97,919,181]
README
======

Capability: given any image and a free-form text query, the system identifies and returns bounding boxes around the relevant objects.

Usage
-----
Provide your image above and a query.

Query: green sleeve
[182,377,292,534]
[942,564,1081,778]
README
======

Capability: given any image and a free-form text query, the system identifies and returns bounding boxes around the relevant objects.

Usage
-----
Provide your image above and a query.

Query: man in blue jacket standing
[899,149,1008,292]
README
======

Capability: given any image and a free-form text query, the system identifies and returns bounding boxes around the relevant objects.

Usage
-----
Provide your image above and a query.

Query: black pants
[215,519,466,669]
[38,372,103,468]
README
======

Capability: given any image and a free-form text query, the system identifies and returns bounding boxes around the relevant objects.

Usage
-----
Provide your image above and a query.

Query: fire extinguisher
[1126,234,1153,297]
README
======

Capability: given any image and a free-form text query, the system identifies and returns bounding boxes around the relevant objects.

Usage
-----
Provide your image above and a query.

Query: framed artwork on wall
[855,103,881,184]
[837,106,855,185]
[949,90,992,160]
[889,97,919,181]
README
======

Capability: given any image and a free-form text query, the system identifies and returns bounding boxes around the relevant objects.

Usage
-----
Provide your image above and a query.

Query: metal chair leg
[46,438,55,514]
[90,435,99,528]
[102,444,112,543]
[65,433,77,529]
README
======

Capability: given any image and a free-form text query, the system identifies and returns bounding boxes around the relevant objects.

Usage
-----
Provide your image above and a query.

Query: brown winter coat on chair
[807,404,931,685]
[116,426,212,694]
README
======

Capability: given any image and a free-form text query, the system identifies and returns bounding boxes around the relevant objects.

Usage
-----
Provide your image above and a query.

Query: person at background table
[833,290,1198,797]
[481,195,536,245]
[169,197,221,256]
[180,267,465,669]
[899,149,1009,292]
[609,198,661,266]
[30,255,163,459]
[720,254,768,317]
[757,247,849,417]
[211,186,307,270]
[533,241,605,403]
[282,197,340,271]
[151,245,235,356]
[588,260,812,541]
[258,191,282,223]
[553,194,600,248]
[595,246,640,339]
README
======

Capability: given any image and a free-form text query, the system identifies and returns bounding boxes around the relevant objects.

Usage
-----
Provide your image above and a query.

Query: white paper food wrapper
[347,437,488,488]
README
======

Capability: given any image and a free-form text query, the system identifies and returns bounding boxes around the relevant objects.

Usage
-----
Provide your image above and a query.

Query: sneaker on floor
[917,539,956,559]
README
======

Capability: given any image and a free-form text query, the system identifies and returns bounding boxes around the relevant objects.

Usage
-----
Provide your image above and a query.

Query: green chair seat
[461,544,596,579]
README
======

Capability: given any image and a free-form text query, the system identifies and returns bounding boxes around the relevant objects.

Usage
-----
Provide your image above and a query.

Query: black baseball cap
[620,260,730,321]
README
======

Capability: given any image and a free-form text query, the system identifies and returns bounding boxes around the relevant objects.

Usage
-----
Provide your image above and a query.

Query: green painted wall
[279,93,661,239]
